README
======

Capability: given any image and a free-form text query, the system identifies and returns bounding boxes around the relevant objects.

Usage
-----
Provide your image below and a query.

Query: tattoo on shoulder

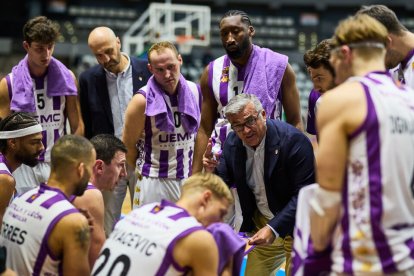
[75,225,90,250]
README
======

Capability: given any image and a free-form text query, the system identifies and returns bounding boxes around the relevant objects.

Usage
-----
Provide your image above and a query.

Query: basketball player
[123,41,201,208]
[309,14,414,274]
[72,134,127,267]
[92,173,236,275]
[0,135,95,275]
[0,16,83,194]
[303,39,335,136]
[357,5,414,89]
[192,9,303,173]
[0,112,43,224]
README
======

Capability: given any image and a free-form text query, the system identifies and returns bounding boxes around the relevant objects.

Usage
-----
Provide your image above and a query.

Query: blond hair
[147,41,179,64]
[181,173,234,204]
[332,14,388,59]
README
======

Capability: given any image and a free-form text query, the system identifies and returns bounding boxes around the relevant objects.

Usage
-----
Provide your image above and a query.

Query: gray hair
[224,94,263,117]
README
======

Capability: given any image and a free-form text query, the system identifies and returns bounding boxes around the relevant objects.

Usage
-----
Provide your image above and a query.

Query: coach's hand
[248,226,276,246]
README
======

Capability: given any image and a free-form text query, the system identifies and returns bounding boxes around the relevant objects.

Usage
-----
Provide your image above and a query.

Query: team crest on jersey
[220,66,229,83]
[150,205,164,214]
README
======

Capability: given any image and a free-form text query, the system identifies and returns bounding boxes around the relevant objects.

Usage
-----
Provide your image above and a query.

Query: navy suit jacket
[79,57,151,139]
[216,119,315,237]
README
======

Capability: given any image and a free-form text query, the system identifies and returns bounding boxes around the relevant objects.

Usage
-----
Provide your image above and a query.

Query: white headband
[348,42,385,49]
[0,124,43,139]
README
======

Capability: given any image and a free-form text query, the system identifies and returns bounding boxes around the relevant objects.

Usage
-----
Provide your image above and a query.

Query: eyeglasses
[231,114,260,132]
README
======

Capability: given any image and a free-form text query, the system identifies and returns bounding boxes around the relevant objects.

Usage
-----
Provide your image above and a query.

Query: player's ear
[77,162,85,178]
[94,159,104,175]
[248,26,255,37]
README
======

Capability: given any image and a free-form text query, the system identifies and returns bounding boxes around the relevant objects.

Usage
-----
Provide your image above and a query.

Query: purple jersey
[306,89,321,135]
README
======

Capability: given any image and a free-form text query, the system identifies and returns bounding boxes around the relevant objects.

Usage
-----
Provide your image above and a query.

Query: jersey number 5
[37,94,45,110]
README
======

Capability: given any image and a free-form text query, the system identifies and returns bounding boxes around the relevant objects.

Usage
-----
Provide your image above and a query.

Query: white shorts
[133,176,184,209]
[13,162,50,195]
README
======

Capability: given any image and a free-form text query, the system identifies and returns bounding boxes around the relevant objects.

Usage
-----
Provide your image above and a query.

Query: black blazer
[79,57,151,139]
[216,119,315,237]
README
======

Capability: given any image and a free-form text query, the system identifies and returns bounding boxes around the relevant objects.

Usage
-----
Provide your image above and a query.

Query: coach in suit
[203,94,315,276]
[79,26,151,236]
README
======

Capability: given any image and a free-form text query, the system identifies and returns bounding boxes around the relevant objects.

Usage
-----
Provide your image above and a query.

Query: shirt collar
[105,53,131,78]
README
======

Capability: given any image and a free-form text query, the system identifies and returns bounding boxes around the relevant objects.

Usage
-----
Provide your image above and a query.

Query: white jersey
[331,72,414,274]
[92,200,204,276]
[0,154,15,204]
[7,73,66,162]
[136,81,200,179]
[0,155,12,177]
[390,52,414,90]
[0,184,79,276]
[208,45,287,146]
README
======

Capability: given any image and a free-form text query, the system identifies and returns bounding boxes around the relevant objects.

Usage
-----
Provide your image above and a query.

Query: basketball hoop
[176,35,194,55]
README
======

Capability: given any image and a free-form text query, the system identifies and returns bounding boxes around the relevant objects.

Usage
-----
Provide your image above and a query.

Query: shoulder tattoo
[75,224,90,250]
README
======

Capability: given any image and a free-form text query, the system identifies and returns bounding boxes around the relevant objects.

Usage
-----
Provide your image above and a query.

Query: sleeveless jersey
[292,184,332,276]
[69,182,98,202]
[390,51,414,90]
[92,200,203,276]
[0,184,79,276]
[208,47,287,146]
[136,81,200,179]
[0,154,12,177]
[332,72,414,274]
[0,154,15,204]
[6,73,66,162]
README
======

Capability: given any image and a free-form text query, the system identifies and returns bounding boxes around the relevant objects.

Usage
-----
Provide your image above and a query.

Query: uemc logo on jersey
[34,113,61,124]
[159,132,194,143]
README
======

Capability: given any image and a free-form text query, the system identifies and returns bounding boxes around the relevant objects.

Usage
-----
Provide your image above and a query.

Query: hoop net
[176,35,194,55]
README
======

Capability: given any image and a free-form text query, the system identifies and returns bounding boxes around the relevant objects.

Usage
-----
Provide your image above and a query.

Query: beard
[224,35,251,60]
[103,52,121,72]
[15,151,40,167]
[73,173,90,197]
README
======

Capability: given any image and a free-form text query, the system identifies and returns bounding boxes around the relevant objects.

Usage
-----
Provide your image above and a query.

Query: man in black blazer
[79,26,151,236]
[203,94,315,276]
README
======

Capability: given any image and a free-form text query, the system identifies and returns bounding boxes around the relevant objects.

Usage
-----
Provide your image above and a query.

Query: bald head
[88,26,123,73]
[88,26,117,47]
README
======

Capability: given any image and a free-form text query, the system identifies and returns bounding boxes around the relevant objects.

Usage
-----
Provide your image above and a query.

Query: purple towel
[145,74,200,133]
[244,45,288,114]
[207,223,245,276]
[10,55,77,112]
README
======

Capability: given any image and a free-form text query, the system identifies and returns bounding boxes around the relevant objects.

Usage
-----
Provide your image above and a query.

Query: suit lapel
[94,69,113,126]
[264,120,281,181]
[131,58,147,93]
[234,137,247,187]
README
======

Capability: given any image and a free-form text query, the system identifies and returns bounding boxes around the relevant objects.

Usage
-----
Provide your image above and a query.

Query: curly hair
[303,39,335,76]
[23,16,60,44]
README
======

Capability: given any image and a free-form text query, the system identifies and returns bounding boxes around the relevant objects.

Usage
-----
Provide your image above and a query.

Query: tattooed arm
[48,212,91,276]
